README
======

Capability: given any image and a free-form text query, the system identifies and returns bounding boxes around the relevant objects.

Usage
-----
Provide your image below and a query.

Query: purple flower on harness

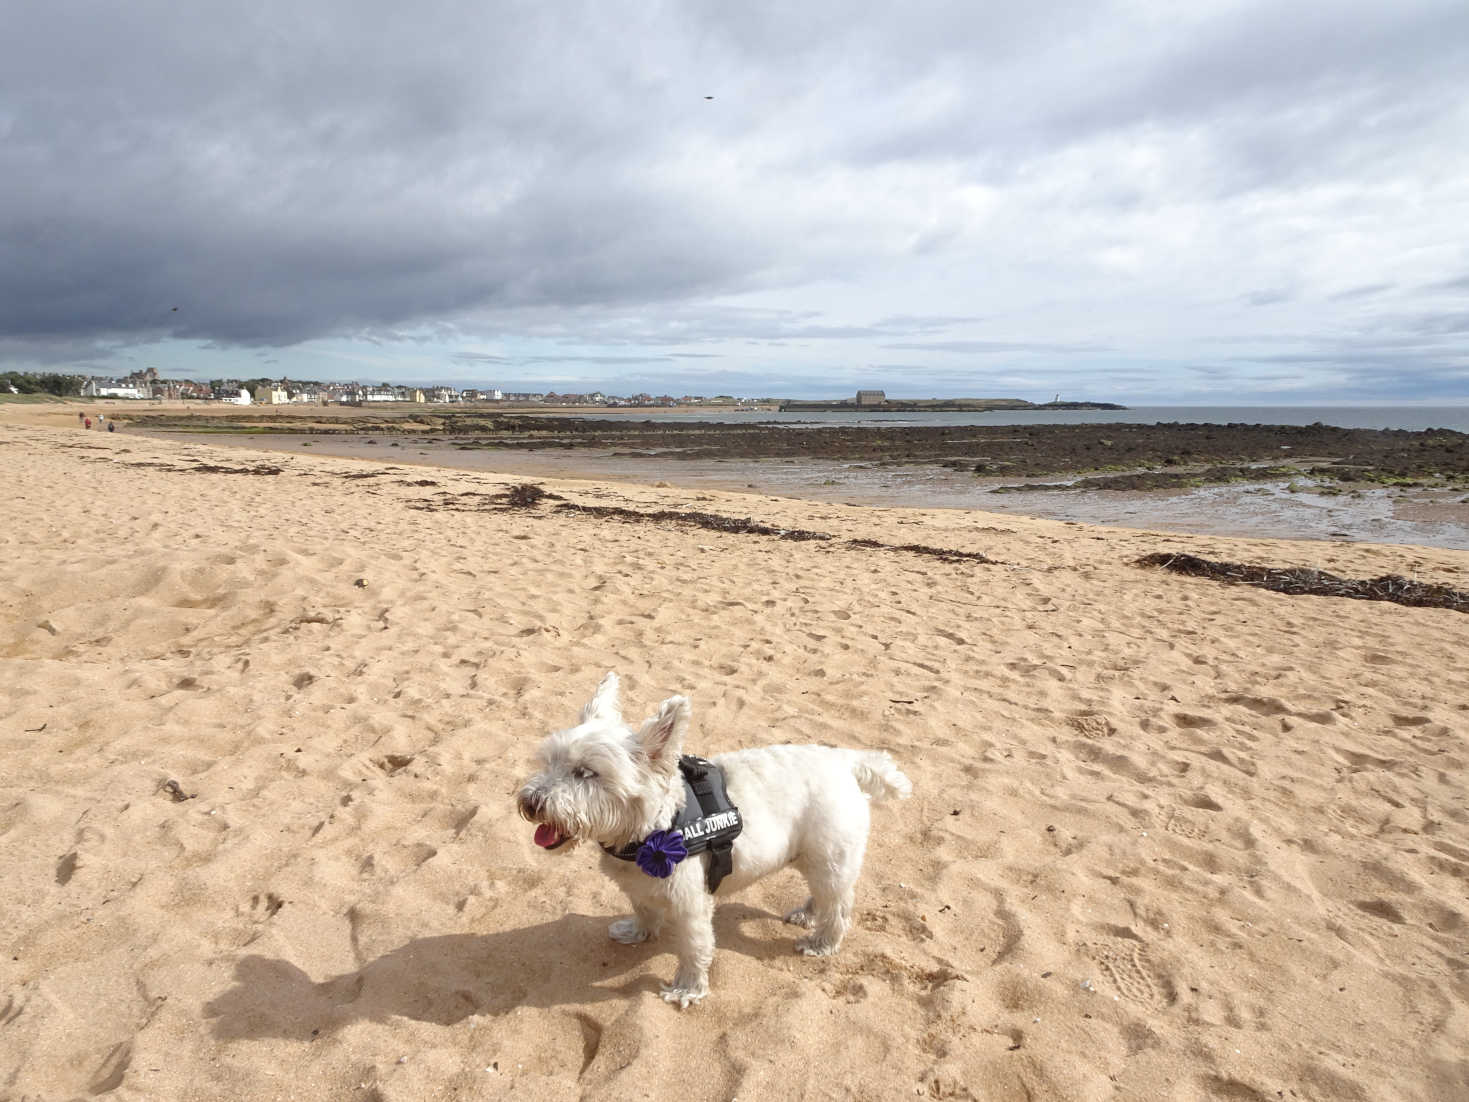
[635,829,688,878]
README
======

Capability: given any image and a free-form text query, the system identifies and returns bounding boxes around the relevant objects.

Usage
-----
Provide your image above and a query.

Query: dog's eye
[572,765,597,780]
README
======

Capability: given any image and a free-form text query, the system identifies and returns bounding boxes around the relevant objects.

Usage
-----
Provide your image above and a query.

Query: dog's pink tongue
[534,824,563,848]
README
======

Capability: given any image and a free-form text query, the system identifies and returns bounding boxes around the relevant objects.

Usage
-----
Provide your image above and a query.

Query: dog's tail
[850,750,913,803]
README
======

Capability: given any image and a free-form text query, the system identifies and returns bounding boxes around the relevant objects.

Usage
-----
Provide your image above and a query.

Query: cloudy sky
[4,0,1467,402]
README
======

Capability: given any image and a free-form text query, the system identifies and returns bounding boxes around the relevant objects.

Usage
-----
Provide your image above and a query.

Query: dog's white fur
[516,672,912,1007]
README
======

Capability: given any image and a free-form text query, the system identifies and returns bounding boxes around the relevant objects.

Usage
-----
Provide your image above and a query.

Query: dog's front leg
[660,890,714,1008]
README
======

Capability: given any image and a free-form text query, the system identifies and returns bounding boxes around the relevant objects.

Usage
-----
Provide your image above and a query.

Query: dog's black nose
[517,791,543,819]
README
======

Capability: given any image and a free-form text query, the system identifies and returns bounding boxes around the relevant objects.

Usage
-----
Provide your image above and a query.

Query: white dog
[516,672,912,1007]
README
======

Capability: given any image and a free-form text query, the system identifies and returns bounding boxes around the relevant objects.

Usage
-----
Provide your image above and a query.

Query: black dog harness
[603,755,743,892]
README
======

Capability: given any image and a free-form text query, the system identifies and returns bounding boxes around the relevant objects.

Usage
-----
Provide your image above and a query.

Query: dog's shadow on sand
[205,904,792,1040]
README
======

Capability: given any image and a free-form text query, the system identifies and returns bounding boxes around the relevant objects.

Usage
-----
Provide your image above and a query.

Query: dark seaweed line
[551,502,999,564]
[554,501,833,540]
[120,461,285,475]
[1135,552,1469,613]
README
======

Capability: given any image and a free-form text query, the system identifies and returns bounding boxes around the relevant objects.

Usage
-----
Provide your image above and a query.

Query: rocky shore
[126,410,1469,489]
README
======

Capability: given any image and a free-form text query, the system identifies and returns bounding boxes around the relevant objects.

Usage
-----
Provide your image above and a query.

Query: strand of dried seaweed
[552,503,999,562]
[1134,552,1469,613]
[844,538,998,564]
[554,501,834,541]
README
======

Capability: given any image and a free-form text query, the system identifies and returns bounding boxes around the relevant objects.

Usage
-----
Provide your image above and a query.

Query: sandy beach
[3,405,1468,1100]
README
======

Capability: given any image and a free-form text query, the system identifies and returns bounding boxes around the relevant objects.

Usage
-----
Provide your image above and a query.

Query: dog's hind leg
[609,900,664,944]
[782,898,815,927]
[794,831,868,957]
[794,883,856,957]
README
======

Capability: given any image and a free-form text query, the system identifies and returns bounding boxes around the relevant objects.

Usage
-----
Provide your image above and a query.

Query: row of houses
[81,368,211,401]
[79,371,760,407]
[79,372,506,405]
[293,384,508,405]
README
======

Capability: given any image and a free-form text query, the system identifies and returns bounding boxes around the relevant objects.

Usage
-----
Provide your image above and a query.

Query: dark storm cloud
[2,1,782,354]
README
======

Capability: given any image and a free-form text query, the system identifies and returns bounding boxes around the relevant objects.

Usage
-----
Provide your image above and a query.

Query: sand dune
[2,412,1467,1100]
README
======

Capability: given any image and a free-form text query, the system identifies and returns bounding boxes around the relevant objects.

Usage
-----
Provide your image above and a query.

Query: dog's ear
[637,695,690,768]
[580,671,621,724]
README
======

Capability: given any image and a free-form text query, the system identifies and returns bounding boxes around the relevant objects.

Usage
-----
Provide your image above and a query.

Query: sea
[562,405,1469,432]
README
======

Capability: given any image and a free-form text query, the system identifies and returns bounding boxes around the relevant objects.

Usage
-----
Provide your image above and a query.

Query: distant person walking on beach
[78,411,84,424]
[107,422,116,433]
[84,417,91,430]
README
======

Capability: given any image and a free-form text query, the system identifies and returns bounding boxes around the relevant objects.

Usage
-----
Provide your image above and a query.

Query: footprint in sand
[1077,931,1176,1009]
[1163,808,1210,841]
[1068,713,1116,740]
[821,975,870,1004]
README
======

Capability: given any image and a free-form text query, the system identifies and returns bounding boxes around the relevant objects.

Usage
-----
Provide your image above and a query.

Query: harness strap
[601,755,742,893]
[683,757,736,892]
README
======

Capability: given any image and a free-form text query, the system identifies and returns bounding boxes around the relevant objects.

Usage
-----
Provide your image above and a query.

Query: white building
[81,379,144,399]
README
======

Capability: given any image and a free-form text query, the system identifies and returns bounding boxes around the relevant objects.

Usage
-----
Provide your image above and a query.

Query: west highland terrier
[516,672,912,1007]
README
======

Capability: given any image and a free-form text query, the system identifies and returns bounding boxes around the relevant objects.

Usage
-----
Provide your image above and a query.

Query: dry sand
[2,405,1468,1101]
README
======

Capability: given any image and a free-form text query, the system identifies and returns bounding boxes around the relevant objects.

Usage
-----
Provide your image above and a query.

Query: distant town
[5,370,1121,412]
[1,367,766,407]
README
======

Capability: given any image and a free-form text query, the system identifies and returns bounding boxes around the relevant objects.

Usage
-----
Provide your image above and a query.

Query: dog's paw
[782,902,814,928]
[608,917,651,944]
[659,981,708,1009]
[795,935,840,957]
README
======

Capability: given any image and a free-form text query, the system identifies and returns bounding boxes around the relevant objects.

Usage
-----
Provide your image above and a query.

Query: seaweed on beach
[553,502,1001,563]
[1134,552,1469,613]
[845,538,998,564]
[407,492,497,511]
[119,460,283,475]
[554,502,834,541]
[189,463,283,475]
[402,484,566,511]
[500,482,560,508]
